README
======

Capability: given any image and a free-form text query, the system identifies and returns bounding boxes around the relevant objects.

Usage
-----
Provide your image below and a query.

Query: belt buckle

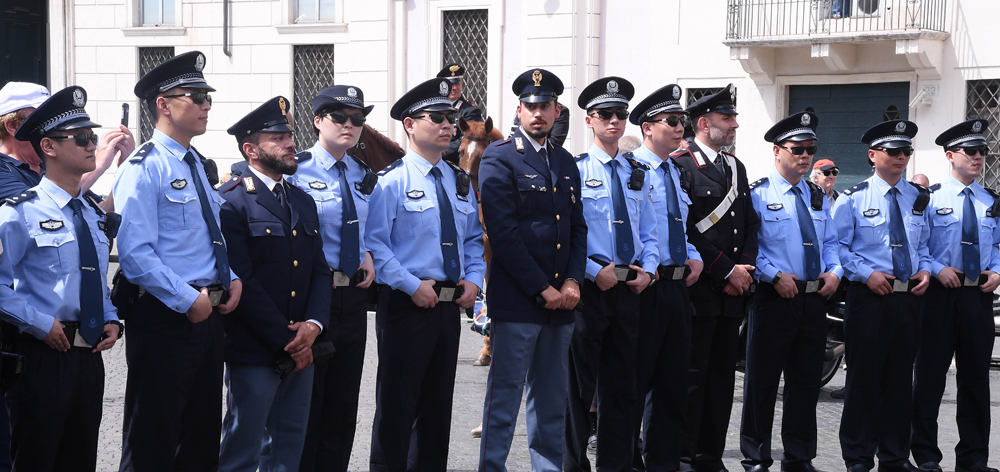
[207,289,224,307]
[964,275,980,287]
[334,271,352,288]
[72,330,93,349]
[438,287,456,303]
[892,279,909,293]
[613,267,630,282]
[672,267,686,281]
[805,280,820,294]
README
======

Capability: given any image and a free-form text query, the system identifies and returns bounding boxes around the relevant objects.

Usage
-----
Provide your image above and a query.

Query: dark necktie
[608,159,635,264]
[68,199,104,346]
[336,161,361,275]
[183,152,231,291]
[962,187,981,278]
[714,153,725,173]
[888,187,911,281]
[659,161,687,265]
[790,186,821,280]
[273,183,290,218]
[431,166,462,282]
[538,146,549,168]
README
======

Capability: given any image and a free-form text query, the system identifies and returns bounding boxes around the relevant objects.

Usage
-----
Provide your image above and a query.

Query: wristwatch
[771,271,783,284]
[646,271,656,286]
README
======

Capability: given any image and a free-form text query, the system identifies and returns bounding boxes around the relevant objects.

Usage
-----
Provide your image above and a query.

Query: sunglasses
[953,145,990,157]
[590,109,629,121]
[875,147,914,157]
[48,132,99,147]
[412,112,457,125]
[821,168,840,177]
[647,115,688,127]
[324,111,366,127]
[778,145,818,156]
[162,91,213,105]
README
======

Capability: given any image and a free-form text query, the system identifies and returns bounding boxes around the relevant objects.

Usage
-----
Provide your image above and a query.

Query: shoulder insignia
[929,183,942,192]
[514,137,525,152]
[243,177,256,193]
[219,176,241,194]
[349,154,372,173]
[721,150,737,158]
[574,152,589,162]
[936,208,953,215]
[40,219,64,231]
[295,151,313,163]
[669,148,692,160]
[377,158,404,176]
[842,181,868,196]
[128,142,155,163]
[494,139,511,147]
[749,177,768,190]
[4,190,37,206]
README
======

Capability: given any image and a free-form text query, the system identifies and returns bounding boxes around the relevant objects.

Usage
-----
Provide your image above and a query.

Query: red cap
[813,159,836,171]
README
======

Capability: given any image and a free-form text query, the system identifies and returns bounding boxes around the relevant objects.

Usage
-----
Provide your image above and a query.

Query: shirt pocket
[32,231,77,275]
[581,187,611,224]
[857,214,888,248]
[400,198,438,237]
[931,213,959,240]
[979,216,997,244]
[906,215,924,244]
[760,209,792,241]
[159,190,201,231]
[309,189,343,225]
[516,175,548,213]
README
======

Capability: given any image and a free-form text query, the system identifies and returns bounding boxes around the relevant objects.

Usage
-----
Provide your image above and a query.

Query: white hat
[0,82,50,117]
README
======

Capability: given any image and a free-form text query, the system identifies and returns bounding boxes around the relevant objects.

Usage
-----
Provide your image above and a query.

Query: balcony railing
[725,0,948,43]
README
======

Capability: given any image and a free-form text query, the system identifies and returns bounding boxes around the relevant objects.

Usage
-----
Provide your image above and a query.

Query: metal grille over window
[138,47,175,143]
[293,45,335,150]
[686,87,737,155]
[967,80,1000,189]
[442,9,489,116]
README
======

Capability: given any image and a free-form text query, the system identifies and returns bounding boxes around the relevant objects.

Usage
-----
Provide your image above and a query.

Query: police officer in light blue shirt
[832,119,932,472]
[627,83,704,472]
[288,85,380,472]
[742,111,842,472]
[367,77,486,472]
[0,85,122,471]
[113,50,244,472]
[911,120,1000,472]
[566,76,658,472]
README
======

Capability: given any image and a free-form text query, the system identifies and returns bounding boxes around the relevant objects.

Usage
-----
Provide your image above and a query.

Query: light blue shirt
[113,129,237,313]
[577,144,659,279]
[831,174,932,283]
[752,169,842,282]
[631,145,700,266]
[925,175,1000,276]
[287,142,380,272]
[365,150,486,296]
[0,178,118,339]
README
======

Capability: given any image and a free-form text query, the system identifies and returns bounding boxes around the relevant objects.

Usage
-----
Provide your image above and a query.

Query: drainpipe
[223,0,232,57]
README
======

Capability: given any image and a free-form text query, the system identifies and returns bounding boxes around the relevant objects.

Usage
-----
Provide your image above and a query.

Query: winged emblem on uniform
[863,209,880,217]
[936,208,953,215]
[309,181,327,190]
[171,179,187,190]
[766,203,783,211]
[406,190,425,199]
[40,220,64,231]
[585,179,603,188]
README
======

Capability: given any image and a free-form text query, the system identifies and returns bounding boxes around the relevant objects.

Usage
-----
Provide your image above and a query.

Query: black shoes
[847,464,871,472]
[748,465,769,472]
[917,462,942,472]
[830,387,847,399]
[878,462,919,472]
[782,462,819,472]
[957,463,1000,472]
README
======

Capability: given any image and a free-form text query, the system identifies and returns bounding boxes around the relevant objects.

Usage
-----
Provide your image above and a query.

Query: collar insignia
[514,137,524,152]
[243,177,256,192]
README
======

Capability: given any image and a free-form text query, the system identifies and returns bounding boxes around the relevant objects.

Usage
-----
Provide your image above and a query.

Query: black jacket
[444,96,484,164]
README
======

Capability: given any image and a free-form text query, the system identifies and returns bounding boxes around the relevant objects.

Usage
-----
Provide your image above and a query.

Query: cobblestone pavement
[96,310,1000,472]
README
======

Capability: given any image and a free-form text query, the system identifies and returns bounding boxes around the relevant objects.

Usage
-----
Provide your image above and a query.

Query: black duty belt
[589,257,638,282]
[657,264,690,282]
[962,274,988,287]
[761,279,824,294]
[333,269,367,288]
[190,284,226,306]
[431,281,462,303]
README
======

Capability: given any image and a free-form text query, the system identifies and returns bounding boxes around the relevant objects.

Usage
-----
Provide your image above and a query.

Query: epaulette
[910,181,930,215]
[929,183,941,192]
[83,191,106,217]
[494,139,511,147]
[350,154,372,173]
[219,175,242,194]
[985,188,1000,217]
[842,181,868,196]
[377,158,404,176]
[669,148,691,160]
[622,152,650,170]
[574,152,589,161]
[128,142,155,163]
[4,190,36,206]
[806,180,825,211]
[749,177,768,190]
[721,150,737,158]
[295,150,313,163]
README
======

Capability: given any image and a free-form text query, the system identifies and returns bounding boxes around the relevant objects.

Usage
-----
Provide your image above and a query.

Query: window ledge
[121,26,187,37]
[275,23,347,34]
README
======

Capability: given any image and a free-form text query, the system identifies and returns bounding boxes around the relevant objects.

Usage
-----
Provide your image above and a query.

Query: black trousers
[119,293,225,472]
[565,280,641,472]
[839,284,919,469]
[300,285,369,472]
[5,336,104,472]
[369,287,461,472]
[633,278,693,472]
[740,283,827,470]
[681,314,742,472]
[911,280,993,467]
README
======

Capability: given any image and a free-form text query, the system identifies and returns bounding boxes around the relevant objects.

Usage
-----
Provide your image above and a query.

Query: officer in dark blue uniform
[627,84,704,472]
[742,112,842,472]
[114,50,244,472]
[911,120,1000,472]
[216,97,332,472]
[438,64,484,164]
[0,86,122,471]
[366,77,486,472]
[567,76,659,472]
[671,84,760,472]
[475,68,587,472]
[832,119,932,472]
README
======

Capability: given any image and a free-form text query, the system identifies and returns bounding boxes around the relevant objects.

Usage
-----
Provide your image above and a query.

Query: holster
[110,268,141,320]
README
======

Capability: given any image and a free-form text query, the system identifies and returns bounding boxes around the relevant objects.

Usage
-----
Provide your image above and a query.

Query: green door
[788,82,910,191]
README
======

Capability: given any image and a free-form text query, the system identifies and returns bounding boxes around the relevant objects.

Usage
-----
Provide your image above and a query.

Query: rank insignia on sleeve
[936,208,953,215]
[40,220,64,231]
[309,181,327,190]
[766,203,783,211]
[170,179,187,190]
[585,179,603,188]
[406,190,425,199]
[863,209,880,217]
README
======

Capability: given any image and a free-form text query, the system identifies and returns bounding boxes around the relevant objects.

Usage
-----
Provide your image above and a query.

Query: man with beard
[671,84,759,472]
[742,112,841,472]
[216,96,331,472]
[114,51,244,471]
[476,68,586,472]
[566,76,658,472]
[438,64,484,164]
[290,85,380,472]
[627,84,704,472]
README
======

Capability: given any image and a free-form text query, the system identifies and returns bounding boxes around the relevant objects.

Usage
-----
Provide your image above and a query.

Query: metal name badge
[892,279,909,292]
[672,267,686,280]
[805,280,820,293]
[614,267,631,282]
[438,287,456,302]
[334,271,352,287]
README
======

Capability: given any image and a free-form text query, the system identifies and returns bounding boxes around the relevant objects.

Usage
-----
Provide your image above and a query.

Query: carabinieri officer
[566,76,658,472]
[832,119,932,472]
[437,64,484,165]
[366,77,486,472]
[627,83,704,472]
[289,85,380,472]
[114,50,243,471]
[742,111,842,472]
[0,85,122,472]
[911,120,1000,472]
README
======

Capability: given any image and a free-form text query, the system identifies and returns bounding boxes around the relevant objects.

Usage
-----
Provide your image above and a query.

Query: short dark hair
[237,132,261,160]
[30,139,46,163]
[146,98,159,124]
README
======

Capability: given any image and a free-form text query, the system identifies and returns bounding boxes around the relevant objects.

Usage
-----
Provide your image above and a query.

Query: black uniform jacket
[219,171,332,365]
[445,96,484,163]
[478,127,587,324]
[670,141,760,318]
